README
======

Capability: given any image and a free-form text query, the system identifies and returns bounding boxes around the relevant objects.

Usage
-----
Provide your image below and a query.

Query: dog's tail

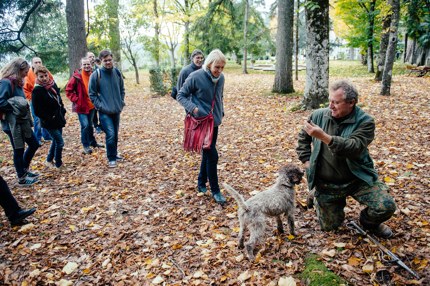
[222,183,248,211]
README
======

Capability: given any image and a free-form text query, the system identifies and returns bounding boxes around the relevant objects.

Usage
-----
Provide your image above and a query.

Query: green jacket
[296,106,378,190]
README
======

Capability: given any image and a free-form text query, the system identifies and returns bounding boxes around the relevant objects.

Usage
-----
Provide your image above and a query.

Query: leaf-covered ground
[0,69,429,285]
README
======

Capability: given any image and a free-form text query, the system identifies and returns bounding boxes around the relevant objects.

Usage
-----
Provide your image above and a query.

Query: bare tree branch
[0,0,43,53]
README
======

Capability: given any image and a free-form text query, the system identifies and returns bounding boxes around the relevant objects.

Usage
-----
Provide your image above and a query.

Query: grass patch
[329,60,408,78]
[300,254,347,286]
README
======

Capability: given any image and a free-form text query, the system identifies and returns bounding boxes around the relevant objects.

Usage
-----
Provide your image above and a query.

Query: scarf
[205,68,221,83]
[36,77,57,95]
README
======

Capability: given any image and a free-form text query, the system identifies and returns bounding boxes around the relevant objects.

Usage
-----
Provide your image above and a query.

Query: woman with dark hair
[0,58,40,187]
[177,49,227,205]
[32,66,66,170]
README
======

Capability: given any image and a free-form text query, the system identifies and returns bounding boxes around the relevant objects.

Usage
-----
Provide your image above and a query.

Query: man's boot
[359,212,393,239]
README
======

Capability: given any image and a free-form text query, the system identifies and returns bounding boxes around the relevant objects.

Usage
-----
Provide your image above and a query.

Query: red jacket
[65,70,93,114]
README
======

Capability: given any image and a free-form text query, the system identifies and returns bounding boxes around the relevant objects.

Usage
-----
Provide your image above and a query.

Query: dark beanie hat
[190,49,204,60]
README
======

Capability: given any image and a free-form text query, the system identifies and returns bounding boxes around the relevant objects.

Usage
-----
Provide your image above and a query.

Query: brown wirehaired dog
[223,164,304,260]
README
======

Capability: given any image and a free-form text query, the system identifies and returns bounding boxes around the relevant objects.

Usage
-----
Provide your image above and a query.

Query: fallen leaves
[0,72,429,285]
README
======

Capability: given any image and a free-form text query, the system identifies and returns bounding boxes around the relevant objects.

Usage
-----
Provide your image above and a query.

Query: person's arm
[296,117,314,164]
[0,80,13,113]
[88,73,99,109]
[65,76,78,103]
[118,69,125,102]
[23,76,34,101]
[328,119,375,158]
[31,88,47,120]
[176,76,198,115]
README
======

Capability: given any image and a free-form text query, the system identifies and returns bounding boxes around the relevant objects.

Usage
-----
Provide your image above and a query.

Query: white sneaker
[108,161,117,168]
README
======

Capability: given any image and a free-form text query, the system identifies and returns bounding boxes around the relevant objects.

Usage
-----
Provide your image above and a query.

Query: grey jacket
[176,68,224,126]
[176,62,201,91]
[6,97,33,149]
[89,67,125,114]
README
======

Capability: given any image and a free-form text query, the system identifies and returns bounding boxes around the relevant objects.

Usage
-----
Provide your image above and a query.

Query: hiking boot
[197,186,208,194]
[108,161,117,168]
[83,147,93,155]
[10,208,36,226]
[18,176,38,187]
[366,223,393,239]
[213,192,226,205]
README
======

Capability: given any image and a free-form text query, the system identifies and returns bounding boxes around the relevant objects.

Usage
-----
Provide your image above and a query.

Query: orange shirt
[24,68,54,101]
[81,70,94,109]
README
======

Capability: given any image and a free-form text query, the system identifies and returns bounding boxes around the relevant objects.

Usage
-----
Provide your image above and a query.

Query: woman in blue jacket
[0,58,40,187]
[177,49,227,205]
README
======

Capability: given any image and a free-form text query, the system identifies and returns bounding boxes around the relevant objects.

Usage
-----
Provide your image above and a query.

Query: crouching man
[296,80,396,238]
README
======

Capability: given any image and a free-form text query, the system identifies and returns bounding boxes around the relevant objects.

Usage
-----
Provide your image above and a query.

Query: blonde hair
[0,58,29,79]
[34,65,50,75]
[203,49,226,70]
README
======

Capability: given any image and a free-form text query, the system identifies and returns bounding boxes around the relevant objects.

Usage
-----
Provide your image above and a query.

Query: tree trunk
[375,10,391,81]
[184,0,190,60]
[107,0,121,69]
[295,0,300,81]
[242,0,249,74]
[273,0,294,93]
[381,0,400,96]
[66,0,87,76]
[366,0,376,73]
[153,0,160,67]
[302,0,329,109]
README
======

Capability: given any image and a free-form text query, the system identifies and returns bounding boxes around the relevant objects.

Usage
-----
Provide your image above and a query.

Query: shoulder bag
[183,85,217,152]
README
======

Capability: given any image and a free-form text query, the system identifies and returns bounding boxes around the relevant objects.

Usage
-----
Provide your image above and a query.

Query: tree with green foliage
[106,0,121,69]
[273,0,295,93]
[193,0,272,63]
[333,0,383,73]
[403,0,430,65]
[0,0,68,73]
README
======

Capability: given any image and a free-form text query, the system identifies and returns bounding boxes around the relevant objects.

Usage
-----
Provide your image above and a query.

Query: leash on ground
[346,220,420,280]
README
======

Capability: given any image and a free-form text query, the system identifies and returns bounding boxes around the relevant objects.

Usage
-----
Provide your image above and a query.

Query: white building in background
[329,31,361,61]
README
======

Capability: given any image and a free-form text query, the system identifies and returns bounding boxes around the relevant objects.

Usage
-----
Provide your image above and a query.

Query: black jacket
[32,84,66,129]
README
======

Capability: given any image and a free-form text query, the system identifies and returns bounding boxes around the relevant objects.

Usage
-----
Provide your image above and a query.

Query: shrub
[149,67,166,95]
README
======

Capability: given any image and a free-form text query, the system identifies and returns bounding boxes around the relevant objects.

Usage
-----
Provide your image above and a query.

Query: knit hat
[190,49,204,60]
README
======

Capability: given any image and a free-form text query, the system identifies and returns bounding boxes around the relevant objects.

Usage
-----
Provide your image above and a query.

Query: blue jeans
[78,109,97,148]
[99,112,120,161]
[198,126,220,194]
[4,130,39,178]
[45,128,64,167]
[30,102,52,142]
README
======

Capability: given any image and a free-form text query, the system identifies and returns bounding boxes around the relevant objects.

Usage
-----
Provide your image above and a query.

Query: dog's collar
[282,181,294,188]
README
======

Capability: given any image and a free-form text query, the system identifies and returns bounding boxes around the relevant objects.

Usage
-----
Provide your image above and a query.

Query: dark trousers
[99,112,120,161]
[4,130,39,178]
[0,176,21,221]
[198,126,220,194]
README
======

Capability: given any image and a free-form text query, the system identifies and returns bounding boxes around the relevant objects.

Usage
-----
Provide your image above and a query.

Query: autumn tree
[66,0,88,75]
[106,0,121,69]
[380,0,400,96]
[273,0,294,93]
[0,0,68,73]
[375,2,391,81]
[121,15,141,84]
[302,0,329,109]
[403,0,430,65]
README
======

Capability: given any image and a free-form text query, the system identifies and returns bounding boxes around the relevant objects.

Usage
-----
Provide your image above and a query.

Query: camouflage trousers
[313,179,396,231]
